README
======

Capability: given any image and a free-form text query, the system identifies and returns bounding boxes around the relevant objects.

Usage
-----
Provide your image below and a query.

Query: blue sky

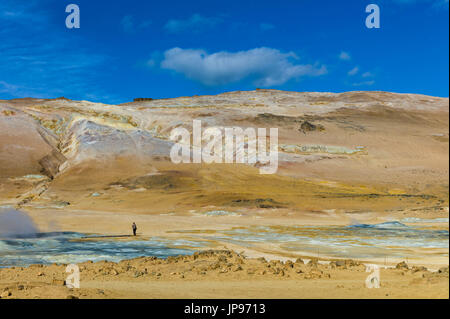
[0,0,448,104]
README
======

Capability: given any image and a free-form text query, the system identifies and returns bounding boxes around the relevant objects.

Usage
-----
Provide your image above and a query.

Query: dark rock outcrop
[39,150,67,179]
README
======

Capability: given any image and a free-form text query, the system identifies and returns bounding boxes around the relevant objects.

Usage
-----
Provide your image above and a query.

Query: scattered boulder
[257,257,267,264]
[110,269,119,276]
[295,268,304,274]
[209,262,221,270]
[396,261,409,270]
[300,121,325,133]
[438,267,449,274]
[166,256,176,264]
[218,255,228,263]
[29,264,43,269]
[411,266,427,273]
[307,258,319,267]
[304,270,322,279]
[52,279,65,286]
[270,267,284,276]
[344,259,359,267]
[232,265,243,272]
[295,258,304,264]
[219,268,228,274]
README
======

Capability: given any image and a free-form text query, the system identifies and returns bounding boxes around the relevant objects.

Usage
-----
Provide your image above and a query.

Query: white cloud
[348,66,359,76]
[339,51,351,61]
[121,15,151,33]
[352,80,375,86]
[0,1,46,29]
[0,81,19,94]
[121,15,134,32]
[160,47,327,87]
[362,71,374,78]
[164,14,221,33]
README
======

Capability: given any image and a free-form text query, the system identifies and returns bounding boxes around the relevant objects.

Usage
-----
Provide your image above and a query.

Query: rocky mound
[0,251,448,299]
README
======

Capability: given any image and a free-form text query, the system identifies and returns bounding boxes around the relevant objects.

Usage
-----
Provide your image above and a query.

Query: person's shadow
[81,235,134,239]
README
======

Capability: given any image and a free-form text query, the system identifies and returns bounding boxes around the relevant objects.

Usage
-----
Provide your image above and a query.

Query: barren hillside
[0,90,448,214]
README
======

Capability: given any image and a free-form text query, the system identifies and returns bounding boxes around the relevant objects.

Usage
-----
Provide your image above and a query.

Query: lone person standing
[132,222,137,236]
